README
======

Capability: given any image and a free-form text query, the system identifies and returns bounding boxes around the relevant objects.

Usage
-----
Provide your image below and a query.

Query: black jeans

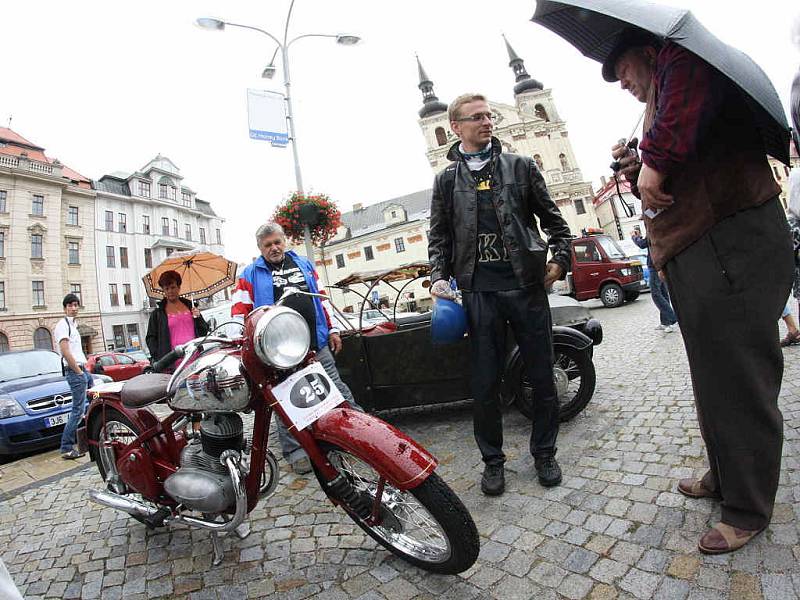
[462,287,559,465]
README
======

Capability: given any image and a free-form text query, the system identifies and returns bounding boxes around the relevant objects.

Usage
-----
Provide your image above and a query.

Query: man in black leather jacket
[428,93,572,495]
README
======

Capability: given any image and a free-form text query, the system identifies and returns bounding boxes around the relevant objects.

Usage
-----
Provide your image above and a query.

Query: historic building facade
[0,128,102,352]
[94,155,226,351]
[769,142,800,211]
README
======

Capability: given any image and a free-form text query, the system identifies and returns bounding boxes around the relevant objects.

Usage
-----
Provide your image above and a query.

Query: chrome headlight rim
[252,306,311,369]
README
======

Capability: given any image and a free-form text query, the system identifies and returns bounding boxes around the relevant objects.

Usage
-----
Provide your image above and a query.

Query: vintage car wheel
[600,283,624,308]
[314,443,479,574]
[515,345,596,422]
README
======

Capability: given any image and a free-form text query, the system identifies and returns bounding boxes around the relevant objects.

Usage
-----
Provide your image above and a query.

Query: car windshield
[596,236,627,260]
[0,351,61,382]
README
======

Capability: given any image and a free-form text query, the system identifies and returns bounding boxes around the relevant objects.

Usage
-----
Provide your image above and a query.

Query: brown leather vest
[643,89,781,270]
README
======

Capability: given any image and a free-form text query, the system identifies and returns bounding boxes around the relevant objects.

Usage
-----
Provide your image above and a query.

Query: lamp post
[197,3,360,260]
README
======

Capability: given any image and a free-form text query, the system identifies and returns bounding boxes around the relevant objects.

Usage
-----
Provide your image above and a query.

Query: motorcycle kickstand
[233,522,251,539]
[210,532,224,566]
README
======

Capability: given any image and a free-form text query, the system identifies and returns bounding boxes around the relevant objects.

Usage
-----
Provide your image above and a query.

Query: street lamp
[196,3,361,259]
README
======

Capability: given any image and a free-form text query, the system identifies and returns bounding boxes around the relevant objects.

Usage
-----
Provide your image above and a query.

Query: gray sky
[2,1,798,262]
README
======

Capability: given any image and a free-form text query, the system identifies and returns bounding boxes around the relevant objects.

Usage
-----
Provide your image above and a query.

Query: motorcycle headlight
[253,306,311,369]
[0,395,25,419]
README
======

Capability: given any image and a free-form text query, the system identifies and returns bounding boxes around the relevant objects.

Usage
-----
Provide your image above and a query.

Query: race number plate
[271,362,345,431]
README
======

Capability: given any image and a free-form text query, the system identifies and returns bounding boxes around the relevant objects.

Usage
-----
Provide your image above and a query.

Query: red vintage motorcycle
[80,290,479,574]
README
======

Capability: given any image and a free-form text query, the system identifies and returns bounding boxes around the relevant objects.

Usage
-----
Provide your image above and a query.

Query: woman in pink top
[145,270,209,369]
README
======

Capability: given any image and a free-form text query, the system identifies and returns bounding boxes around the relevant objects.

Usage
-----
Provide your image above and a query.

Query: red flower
[272,192,342,246]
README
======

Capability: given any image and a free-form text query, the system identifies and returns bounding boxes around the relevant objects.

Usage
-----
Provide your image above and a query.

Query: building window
[773,166,781,180]
[162,217,169,235]
[123,284,132,305]
[335,254,345,269]
[394,237,405,253]
[67,206,79,226]
[0,333,7,352]
[70,283,82,306]
[785,166,791,177]
[33,327,52,350]
[199,228,206,244]
[68,241,80,264]
[172,219,178,237]
[0,190,6,213]
[105,210,114,231]
[106,245,115,268]
[142,215,150,234]
[169,187,177,201]
[435,127,448,146]
[181,192,192,206]
[32,281,45,307]
[574,198,586,215]
[0,232,5,258]
[32,195,44,216]
[118,213,127,233]
[31,234,43,259]
[166,247,174,256]
[185,224,192,240]
[0,282,5,310]
[139,181,151,197]
[559,153,569,171]
[119,247,129,268]
[533,154,544,170]
[112,325,125,349]
[159,183,168,199]
[216,229,222,244]
[534,104,549,122]
[364,246,374,261]
[126,324,140,346]
[144,248,152,268]
[109,284,119,306]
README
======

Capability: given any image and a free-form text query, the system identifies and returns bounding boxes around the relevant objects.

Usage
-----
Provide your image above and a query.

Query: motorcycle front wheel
[315,443,479,574]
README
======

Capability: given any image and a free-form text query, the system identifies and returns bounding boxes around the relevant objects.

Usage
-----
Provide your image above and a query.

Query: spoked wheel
[515,345,596,422]
[315,443,479,574]
[88,408,141,491]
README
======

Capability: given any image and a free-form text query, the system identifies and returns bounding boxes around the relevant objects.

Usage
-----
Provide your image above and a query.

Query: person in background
[631,226,678,333]
[55,293,93,459]
[784,18,800,347]
[605,28,793,554]
[145,270,209,366]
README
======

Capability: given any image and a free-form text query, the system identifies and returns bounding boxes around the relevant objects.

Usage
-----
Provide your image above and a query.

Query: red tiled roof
[0,144,49,163]
[0,127,42,149]
[0,127,91,188]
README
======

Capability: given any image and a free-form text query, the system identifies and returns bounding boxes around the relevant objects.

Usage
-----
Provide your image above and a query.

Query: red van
[558,230,645,308]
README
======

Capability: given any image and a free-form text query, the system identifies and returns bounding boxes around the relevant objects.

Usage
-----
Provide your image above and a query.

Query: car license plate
[272,362,345,431]
[46,412,71,428]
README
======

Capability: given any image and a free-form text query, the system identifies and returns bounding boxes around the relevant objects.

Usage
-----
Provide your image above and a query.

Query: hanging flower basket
[272,192,342,246]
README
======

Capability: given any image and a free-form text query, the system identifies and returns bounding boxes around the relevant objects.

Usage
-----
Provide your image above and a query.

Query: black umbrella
[531,0,792,165]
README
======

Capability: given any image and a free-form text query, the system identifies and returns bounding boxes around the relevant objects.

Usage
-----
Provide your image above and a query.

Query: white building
[94,155,225,351]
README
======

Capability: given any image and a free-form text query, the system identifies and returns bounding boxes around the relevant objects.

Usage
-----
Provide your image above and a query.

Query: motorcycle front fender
[311,408,438,491]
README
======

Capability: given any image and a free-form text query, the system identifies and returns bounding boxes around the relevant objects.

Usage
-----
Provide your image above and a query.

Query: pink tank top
[168,311,195,348]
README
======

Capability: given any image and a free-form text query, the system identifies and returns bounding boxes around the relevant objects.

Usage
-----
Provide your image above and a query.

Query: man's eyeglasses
[454,112,496,123]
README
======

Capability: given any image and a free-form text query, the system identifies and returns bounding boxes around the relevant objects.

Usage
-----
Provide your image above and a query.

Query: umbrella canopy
[531,0,792,165]
[143,251,238,300]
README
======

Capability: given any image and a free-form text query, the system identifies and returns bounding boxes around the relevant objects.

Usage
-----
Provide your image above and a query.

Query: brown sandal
[677,478,720,499]
[698,523,764,554]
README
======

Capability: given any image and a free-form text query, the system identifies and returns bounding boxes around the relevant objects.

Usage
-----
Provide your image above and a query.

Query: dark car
[86,352,151,382]
[0,350,107,455]
[330,263,602,422]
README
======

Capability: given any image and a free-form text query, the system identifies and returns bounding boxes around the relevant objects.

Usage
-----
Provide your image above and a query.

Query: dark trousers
[664,198,793,530]
[462,287,559,465]
[649,270,678,326]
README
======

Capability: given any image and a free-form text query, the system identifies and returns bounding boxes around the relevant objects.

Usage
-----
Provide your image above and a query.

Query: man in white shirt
[54,293,93,459]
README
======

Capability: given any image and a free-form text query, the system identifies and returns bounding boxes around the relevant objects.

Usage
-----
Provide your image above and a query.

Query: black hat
[62,293,80,307]
[602,28,662,83]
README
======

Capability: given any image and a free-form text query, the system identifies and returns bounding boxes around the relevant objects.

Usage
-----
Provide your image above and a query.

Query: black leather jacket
[428,137,572,290]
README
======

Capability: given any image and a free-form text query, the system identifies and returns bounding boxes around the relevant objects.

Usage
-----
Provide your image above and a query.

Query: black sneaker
[534,455,562,487]
[481,463,505,496]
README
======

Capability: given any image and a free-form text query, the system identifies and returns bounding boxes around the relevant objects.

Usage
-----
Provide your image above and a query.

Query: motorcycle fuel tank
[168,348,250,413]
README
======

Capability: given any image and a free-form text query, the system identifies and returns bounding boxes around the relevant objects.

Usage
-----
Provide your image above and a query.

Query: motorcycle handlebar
[152,346,185,373]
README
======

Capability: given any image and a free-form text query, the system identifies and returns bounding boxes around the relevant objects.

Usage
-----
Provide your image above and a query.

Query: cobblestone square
[2,297,799,599]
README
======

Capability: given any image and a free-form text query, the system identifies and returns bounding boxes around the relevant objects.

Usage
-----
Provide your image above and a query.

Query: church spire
[502,35,543,95]
[416,55,448,119]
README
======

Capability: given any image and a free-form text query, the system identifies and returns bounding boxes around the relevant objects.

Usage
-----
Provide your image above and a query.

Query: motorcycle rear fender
[311,408,438,491]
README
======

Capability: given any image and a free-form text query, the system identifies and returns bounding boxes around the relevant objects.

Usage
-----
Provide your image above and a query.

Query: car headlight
[620,268,631,277]
[0,395,25,419]
[253,306,311,369]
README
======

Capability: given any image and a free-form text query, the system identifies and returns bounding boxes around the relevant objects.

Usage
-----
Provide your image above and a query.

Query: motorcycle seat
[121,373,172,408]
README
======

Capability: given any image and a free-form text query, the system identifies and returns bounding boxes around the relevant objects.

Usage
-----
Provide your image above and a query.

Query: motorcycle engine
[163,413,244,513]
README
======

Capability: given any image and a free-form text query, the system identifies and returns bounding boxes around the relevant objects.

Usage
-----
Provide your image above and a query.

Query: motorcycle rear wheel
[314,443,479,574]
[88,407,141,484]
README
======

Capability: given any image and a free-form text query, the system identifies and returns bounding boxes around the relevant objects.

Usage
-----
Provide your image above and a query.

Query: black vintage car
[329,263,602,422]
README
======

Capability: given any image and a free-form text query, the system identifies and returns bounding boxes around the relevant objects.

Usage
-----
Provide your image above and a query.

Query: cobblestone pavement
[2,297,799,600]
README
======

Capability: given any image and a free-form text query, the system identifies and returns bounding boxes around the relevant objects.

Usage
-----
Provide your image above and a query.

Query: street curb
[0,461,92,502]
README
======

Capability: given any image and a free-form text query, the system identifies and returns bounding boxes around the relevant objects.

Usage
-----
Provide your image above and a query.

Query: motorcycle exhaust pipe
[87,489,161,520]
